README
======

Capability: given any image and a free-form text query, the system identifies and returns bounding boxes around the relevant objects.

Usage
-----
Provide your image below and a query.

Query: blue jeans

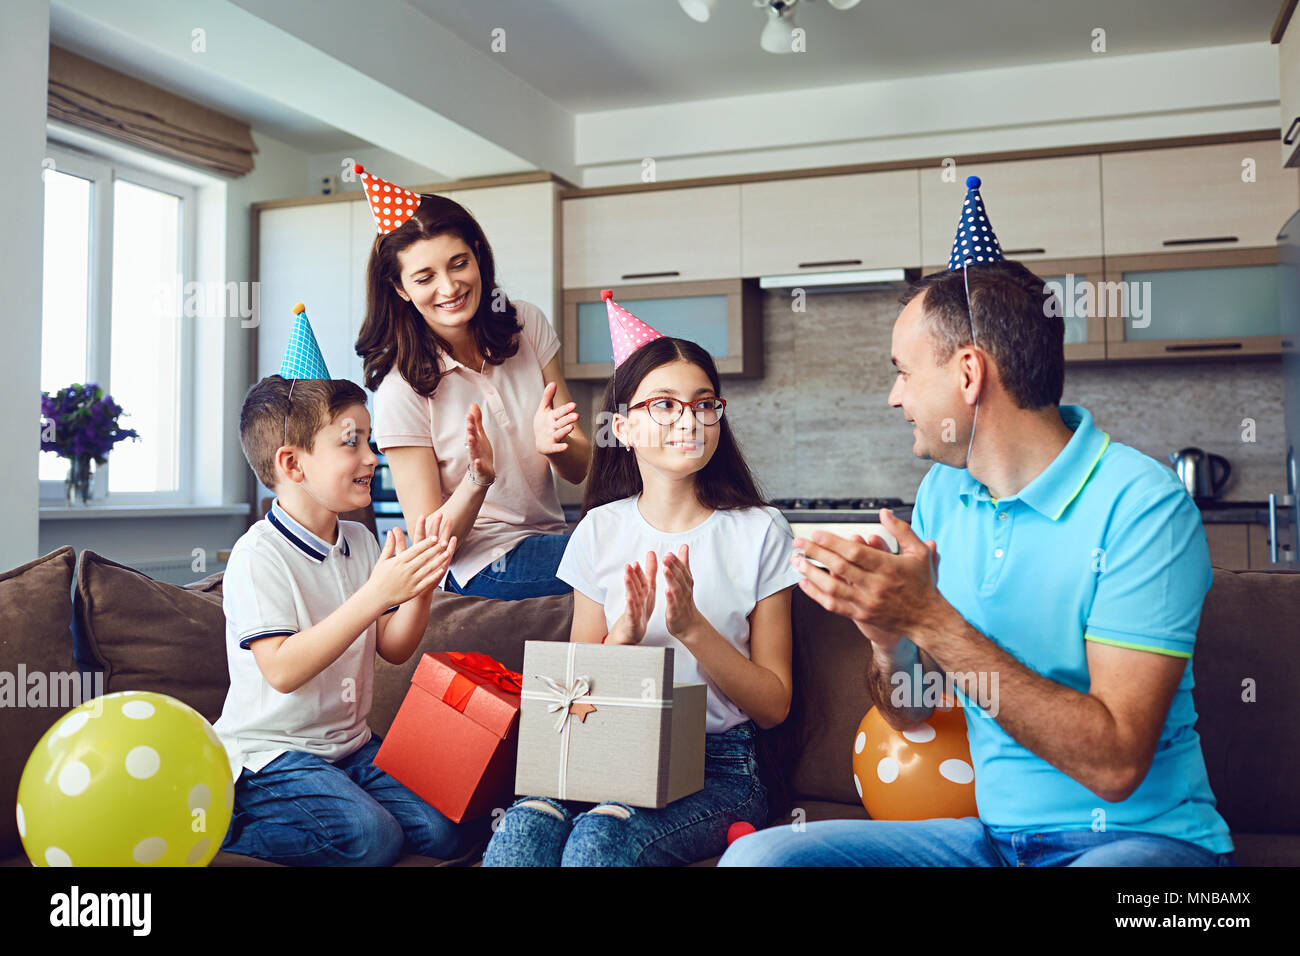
[444,532,573,600]
[220,732,483,866]
[717,815,1237,867]
[482,721,768,866]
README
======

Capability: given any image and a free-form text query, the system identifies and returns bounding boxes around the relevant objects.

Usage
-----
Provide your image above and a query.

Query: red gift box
[375,651,522,823]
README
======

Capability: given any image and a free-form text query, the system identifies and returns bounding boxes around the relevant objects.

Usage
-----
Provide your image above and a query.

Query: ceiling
[408,0,1283,111]
[50,0,1284,154]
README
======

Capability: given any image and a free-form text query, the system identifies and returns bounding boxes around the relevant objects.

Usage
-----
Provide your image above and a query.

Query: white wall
[1,0,51,572]
[574,42,1282,186]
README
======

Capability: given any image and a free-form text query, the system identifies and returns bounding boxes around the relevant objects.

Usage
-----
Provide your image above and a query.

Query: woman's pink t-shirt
[371,299,570,587]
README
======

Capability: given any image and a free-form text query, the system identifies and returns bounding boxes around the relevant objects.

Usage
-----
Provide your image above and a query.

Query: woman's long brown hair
[356,194,522,397]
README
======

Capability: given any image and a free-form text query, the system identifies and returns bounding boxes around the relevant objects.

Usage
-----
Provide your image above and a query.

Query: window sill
[39,504,251,521]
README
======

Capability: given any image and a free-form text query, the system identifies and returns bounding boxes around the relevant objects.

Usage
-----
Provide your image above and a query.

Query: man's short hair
[899,260,1065,409]
[239,375,368,488]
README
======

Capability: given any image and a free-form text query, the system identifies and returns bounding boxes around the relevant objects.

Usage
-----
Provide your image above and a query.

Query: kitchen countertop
[1197,500,1294,524]
[560,501,1288,525]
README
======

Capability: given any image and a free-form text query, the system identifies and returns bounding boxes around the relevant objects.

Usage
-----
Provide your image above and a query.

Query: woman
[355,183,590,600]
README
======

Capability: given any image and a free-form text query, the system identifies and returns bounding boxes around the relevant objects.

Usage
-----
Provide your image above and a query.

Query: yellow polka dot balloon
[16,691,233,866]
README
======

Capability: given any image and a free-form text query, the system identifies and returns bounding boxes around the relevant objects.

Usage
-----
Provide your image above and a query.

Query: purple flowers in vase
[40,383,140,505]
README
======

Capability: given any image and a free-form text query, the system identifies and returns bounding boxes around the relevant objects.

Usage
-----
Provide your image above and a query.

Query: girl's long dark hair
[356,194,521,397]
[582,337,769,517]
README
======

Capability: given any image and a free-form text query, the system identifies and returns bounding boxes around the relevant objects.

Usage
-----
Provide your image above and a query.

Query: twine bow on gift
[534,673,592,733]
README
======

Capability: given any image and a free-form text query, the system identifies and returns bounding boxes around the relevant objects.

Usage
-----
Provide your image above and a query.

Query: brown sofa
[2,546,1298,866]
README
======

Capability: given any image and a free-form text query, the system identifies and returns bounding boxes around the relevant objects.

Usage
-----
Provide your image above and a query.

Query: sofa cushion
[0,547,78,857]
[772,589,873,807]
[75,551,230,723]
[76,552,577,740]
[1192,568,1300,835]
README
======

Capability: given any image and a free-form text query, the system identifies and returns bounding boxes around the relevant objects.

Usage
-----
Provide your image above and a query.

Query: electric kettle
[1168,447,1232,501]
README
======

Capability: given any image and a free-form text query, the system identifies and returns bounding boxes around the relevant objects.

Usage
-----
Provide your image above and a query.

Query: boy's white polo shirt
[212,498,398,781]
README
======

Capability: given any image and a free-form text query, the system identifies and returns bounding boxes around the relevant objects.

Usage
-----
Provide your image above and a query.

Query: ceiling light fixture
[677,0,861,52]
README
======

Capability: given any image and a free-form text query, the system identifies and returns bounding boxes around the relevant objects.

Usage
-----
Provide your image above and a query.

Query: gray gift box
[514,641,706,808]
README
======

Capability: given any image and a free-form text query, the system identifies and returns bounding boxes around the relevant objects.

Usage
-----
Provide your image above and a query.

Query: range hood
[758,267,917,293]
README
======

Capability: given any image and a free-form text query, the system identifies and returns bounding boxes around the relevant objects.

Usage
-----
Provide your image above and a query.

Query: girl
[482,331,801,866]
[354,167,589,600]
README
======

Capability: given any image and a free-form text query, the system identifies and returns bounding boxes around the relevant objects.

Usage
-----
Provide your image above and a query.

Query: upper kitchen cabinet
[919,155,1103,267]
[1279,7,1300,169]
[562,185,741,288]
[1101,142,1299,256]
[740,170,921,276]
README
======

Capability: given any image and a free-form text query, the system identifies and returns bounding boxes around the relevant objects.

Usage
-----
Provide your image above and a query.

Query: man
[718,257,1234,867]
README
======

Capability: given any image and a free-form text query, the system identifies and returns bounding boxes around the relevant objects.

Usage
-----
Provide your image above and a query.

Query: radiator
[129,554,221,587]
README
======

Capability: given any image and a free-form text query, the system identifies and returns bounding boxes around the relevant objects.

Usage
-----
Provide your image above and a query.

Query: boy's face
[285,404,379,512]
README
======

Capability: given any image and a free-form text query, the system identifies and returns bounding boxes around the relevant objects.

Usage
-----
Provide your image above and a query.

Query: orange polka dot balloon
[852,703,977,820]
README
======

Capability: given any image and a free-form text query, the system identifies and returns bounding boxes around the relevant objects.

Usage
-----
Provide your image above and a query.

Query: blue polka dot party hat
[946,176,1004,270]
[279,303,331,380]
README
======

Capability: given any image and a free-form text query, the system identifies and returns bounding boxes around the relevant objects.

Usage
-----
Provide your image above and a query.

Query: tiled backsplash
[561,287,1287,505]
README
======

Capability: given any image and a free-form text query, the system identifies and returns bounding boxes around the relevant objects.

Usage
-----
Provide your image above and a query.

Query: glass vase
[65,454,95,506]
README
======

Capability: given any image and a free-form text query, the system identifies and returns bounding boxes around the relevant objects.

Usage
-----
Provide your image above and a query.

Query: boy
[214,374,474,865]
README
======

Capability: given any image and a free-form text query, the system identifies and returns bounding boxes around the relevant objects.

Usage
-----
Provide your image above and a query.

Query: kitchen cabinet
[1205,521,1281,570]
[1280,8,1300,169]
[920,155,1103,267]
[562,185,741,288]
[1205,523,1249,569]
[1100,249,1284,360]
[1035,258,1107,362]
[561,279,761,380]
[1101,142,1299,256]
[740,170,921,276]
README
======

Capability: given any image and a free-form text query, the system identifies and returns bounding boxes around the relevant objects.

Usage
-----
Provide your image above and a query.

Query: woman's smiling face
[393,233,482,336]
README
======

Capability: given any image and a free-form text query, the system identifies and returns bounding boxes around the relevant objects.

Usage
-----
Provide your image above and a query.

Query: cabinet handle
[796,258,862,269]
[1285,116,1300,146]
[621,270,680,280]
[1163,342,1243,352]
[1002,247,1046,256]
[1162,236,1239,246]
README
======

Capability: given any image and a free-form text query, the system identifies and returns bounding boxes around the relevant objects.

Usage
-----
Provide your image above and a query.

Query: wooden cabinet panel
[1205,523,1250,569]
[1280,13,1300,169]
[1247,523,1275,569]
[740,170,921,275]
[1101,143,1299,256]
[920,155,1102,267]
[562,185,741,288]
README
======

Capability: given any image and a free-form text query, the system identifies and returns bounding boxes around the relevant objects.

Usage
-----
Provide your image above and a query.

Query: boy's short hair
[239,375,368,488]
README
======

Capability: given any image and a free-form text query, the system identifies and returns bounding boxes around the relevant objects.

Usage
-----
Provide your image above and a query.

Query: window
[39,145,195,502]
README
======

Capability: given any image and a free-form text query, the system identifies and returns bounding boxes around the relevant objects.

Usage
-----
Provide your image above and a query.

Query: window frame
[38,142,197,505]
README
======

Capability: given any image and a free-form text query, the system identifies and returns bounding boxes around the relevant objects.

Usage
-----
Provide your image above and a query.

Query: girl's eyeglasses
[627,396,726,426]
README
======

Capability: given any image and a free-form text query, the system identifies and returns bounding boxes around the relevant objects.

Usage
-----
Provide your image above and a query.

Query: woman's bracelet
[467,467,494,487]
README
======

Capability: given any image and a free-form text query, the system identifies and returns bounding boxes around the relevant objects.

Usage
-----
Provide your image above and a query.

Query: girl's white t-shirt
[555,495,803,734]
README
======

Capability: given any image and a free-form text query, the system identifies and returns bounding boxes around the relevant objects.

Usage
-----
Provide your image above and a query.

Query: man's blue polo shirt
[910,404,1233,853]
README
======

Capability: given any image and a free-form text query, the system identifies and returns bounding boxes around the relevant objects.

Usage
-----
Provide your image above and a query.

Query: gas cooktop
[771,497,907,511]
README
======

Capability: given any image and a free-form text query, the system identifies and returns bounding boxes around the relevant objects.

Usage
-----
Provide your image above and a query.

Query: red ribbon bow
[441,651,523,713]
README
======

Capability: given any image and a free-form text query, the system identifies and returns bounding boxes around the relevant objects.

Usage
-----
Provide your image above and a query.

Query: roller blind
[47,46,257,178]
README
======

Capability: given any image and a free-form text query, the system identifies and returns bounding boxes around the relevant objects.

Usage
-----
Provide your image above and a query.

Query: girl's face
[616,359,721,478]
[392,233,482,339]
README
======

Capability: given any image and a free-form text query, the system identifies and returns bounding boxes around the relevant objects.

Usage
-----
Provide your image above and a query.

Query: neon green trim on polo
[1084,631,1191,659]
[1051,433,1111,521]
